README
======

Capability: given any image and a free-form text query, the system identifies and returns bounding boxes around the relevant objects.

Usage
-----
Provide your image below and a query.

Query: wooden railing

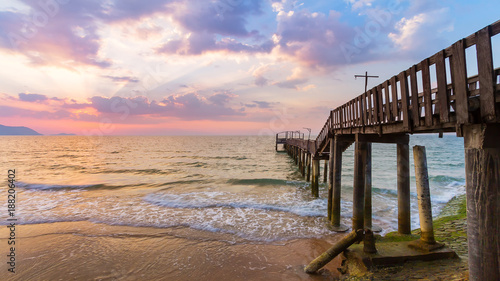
[313,20,500,150]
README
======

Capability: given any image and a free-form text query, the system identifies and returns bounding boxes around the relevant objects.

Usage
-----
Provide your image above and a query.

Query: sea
[0,134,465,242]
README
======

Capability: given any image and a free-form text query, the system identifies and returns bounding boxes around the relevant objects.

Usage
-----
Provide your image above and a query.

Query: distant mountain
[51,133,76,136]
[0,124,42,135]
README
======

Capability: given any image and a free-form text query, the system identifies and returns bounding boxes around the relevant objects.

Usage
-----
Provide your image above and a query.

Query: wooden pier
[276,20,500,281]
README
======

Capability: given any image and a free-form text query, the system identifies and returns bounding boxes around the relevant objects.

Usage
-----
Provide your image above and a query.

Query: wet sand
[0,221,344,280]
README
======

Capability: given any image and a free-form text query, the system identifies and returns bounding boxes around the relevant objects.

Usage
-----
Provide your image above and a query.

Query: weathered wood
[436,50,449,123]
[311,158,320,197]
[306,153,311,182]
[372,88,380,124]
[384,81,391,123]
[362,92,368,128]
[331,137,346,230]
[353,137,367,230]
[328,139,334,221]
[421,58,433,126]
[356,133,409,144]
[390,76,398,121]
[413,145,437,244]
[299,149,303,175]
[368,89,373,125]
[399,71,411,131]
[476,26,497,122]
[364,143,373,229]
[410,65,420,127]
[304,230,363,274]
[323,160,328,183]
[451,39,469,124]
[377,85,384,124]
[397,142,411,234]
[463,124,500,281]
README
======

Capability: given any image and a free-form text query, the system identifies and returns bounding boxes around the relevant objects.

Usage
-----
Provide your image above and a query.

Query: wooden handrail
[312,20,500,148]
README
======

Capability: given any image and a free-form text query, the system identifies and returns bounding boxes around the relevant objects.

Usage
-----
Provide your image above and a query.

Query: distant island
[51,133,76,136]
[0,124,42,135]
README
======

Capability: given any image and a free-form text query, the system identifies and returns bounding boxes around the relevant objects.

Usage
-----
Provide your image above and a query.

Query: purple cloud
[102,75,140,83]
[18,93,48,102]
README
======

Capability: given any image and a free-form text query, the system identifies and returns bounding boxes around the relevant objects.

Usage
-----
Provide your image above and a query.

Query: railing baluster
[399,70,411,131]
[421,58,433,126]
[368,89,373,125]
[377,85,384,124]
[451,39,469,125]
[476,25,497,122]
[435,50,449,122]
[384,81,391,123]
[390,76,398,122]
[410,65,420,127]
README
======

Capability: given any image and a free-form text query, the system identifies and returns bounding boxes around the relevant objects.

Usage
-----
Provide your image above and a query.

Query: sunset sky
[0,0,498,135]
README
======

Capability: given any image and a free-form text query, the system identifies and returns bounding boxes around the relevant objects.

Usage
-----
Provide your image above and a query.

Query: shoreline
[0,194,468,280]
[0,221,345,280]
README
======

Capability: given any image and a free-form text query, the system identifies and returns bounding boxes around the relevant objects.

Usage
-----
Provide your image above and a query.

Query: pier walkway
[276,20,500,281]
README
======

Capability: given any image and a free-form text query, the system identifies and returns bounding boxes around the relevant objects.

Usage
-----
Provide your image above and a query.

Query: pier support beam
[299,148,305,176]
[330,137,348,231]
[397,142,411,235]
[463,124,500,281]
[311,158,320,197]
[328,138,334,221]
[363,143,380,232]
[323,160,328,183]
[410,145,444,251]
[302,150,306,177]
[306,153,311,182]
[353,136,367,230]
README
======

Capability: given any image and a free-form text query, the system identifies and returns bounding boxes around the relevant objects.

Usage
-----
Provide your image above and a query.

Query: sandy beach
[1,221,345,280]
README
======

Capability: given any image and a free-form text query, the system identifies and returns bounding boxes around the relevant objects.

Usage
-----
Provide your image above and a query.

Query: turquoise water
[0,134,465,241]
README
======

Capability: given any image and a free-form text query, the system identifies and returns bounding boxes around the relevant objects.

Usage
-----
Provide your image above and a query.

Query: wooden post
[306,153,311,182]
[353,137,367,231]
[311,158,320,197]
[323,160,328,183]
[328,138,334,221]
[363,143,380,232]
[464,124,500,281]
[397,142,411,234]
[331,137,348,231]
[299,148,304,176]
[302,150,307,176]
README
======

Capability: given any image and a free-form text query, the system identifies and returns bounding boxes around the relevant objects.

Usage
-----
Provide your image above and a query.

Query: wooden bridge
[276,20,500,280]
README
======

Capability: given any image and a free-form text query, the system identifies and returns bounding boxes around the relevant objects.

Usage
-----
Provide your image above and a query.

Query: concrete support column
[464,124,500,281]
[311,158,320,197]
[306,153,311,182]
[298,148,304,176]
[328,139,334,221]
[330,137,348,231]
[397,143,411,234]
[323,160,328,183]
[302,150,306,176]
[353,138,367,231]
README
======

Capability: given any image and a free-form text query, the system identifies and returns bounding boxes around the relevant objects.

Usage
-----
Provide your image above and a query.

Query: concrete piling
[409,145,444,252]
[353,138,367,231]
[311,158,320,197]
[397,143,411,235]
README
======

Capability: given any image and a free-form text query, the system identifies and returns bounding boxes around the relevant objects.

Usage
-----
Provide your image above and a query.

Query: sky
[0,0,498,136]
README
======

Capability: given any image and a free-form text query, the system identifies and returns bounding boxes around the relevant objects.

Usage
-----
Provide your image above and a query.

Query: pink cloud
[2,91,247,123]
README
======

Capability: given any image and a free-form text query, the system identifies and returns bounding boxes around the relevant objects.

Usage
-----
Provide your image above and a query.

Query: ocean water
[0,134,465,241]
